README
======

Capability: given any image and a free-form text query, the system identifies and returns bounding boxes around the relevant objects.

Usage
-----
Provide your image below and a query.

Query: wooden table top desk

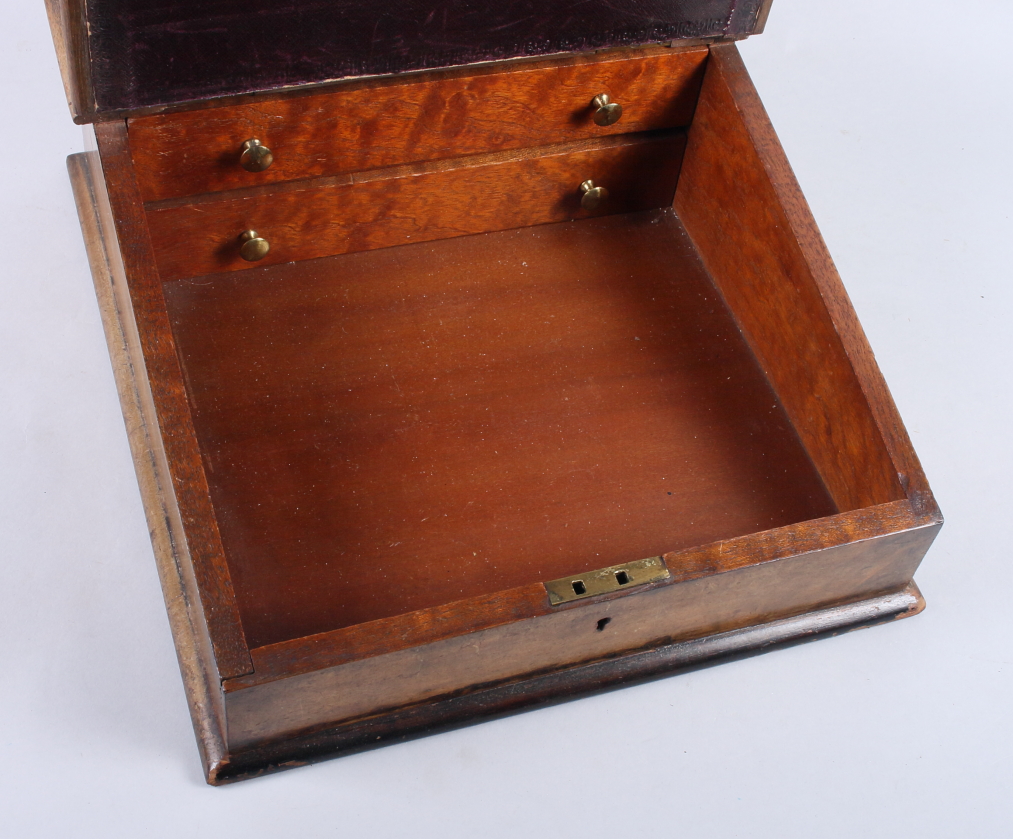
[47,0,941,783]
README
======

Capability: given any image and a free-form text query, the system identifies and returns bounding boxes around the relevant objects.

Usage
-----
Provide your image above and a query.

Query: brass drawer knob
[239,138,274,172]
[579,179,608,211]
[239,230,270,261]
[591,93,623,126]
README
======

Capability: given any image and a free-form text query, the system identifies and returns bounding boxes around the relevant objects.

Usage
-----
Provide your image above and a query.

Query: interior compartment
[150,43,905,651]
[164,209,836,647]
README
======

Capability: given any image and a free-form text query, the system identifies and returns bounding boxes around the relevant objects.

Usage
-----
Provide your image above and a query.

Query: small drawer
[146,132,687,282]
[128,48,707,204]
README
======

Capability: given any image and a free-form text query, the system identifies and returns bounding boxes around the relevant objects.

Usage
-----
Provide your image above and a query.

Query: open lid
[46,0,772,123]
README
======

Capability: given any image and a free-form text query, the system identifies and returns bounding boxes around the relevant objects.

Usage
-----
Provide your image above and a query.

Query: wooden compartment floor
[163,209,836,648]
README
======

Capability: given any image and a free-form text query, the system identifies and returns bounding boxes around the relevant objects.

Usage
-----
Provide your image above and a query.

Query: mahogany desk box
[47,0,941,783]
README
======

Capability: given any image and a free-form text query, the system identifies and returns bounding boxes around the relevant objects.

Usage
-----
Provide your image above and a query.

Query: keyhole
[596,617,611,631]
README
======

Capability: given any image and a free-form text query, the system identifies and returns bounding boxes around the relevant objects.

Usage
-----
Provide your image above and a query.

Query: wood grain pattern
[686,44,938,514]
[223,511,939,752]
[163,209,835,646]
[62,41,941,784]
[674,43,907,513]
[93,122,253,679]
[128,48,709,203]
[239,498,933,686]
[67,151,229,781]
[44,0,90,122]
[215,582,926,783]
[146,131,688,281]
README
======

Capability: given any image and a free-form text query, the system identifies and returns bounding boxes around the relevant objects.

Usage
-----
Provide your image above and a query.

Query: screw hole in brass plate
[544,556,669,605]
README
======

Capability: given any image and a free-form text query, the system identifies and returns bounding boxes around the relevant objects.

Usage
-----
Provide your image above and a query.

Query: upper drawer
[128,48,708,204]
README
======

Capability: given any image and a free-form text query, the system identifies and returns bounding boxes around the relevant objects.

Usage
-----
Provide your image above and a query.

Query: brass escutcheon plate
[544,556,670,605]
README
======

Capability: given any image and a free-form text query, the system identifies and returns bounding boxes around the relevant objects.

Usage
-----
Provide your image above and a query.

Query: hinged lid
[46,0,771,123]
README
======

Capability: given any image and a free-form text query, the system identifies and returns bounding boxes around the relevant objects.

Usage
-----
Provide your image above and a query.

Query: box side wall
[675,43,931,514]
[216,582,924,782]
[224,514,938,752]
[67,151,230,781]
[91,122,254,681]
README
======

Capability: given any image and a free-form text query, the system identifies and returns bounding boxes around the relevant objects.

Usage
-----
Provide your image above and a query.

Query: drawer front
[146,132,687,282]
[129,48,707,204]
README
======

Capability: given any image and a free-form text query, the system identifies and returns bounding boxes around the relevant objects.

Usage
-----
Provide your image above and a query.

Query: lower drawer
[145,132,686,282]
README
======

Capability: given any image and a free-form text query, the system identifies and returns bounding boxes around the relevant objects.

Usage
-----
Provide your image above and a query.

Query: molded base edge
[215,583,923,784]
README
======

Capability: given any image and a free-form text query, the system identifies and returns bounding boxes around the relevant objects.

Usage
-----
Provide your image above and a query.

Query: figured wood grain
[674,43,908,513]
[93,122,253,679]
[146,131,688,281]
[163,209,836,647]
[686,44,937,512]
[67,151,230,781]
[216,582,925,782]
[128,48,709,203]
[223,511,939,751]
[239,498,935,686]
[62,39,941,784]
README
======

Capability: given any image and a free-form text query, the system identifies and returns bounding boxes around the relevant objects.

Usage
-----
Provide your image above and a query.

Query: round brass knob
[591,93,623,126]
[239,230,270,261]
[239,138,274,172]
[580,180,608,211]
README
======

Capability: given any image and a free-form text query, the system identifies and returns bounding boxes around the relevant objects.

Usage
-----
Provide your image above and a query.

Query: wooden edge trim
[706,43,937,513]
[90,122,254,679]
[237,497,936,687]
[215,581,925,783]
[753,0,775,33]
[67,151,230,781]
[676,44,900,511]
[44,0,94,123]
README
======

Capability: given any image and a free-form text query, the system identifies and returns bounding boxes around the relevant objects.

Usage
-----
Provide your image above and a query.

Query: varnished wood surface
[92,122,254,679]
[146,131,687,281]
[701,44,937,510]
[164,209,835,647]
[43,0,89,123]
[215,582,925,783]
[66,150,230,781]
[129,49,709,203]
[63,43,940,783]
[223,517,937,751]
[674,44,905,513]
[238,498,933,686]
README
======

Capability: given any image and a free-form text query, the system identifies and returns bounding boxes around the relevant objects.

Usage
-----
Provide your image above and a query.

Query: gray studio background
[1,1,1009,835]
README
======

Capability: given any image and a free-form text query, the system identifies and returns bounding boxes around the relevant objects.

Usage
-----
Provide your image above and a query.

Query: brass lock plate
[544,556,670,605]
